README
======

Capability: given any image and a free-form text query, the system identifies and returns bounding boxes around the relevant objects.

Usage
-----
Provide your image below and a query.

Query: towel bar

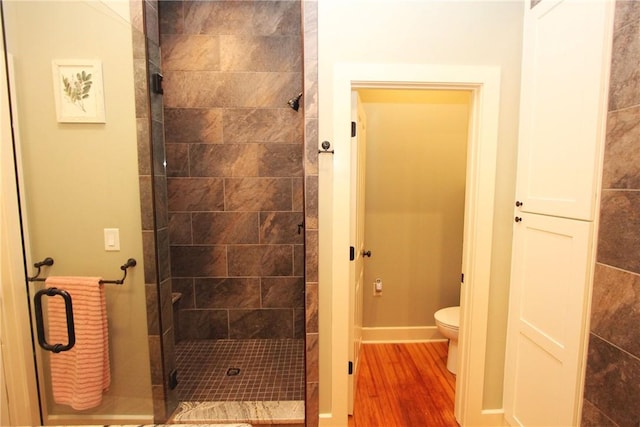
[27,257,137,285]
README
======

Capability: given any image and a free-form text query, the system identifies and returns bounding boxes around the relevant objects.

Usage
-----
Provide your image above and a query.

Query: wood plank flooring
[348,342,458,427]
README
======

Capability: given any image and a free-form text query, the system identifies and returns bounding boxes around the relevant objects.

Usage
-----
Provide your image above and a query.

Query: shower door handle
[34,288,76,353]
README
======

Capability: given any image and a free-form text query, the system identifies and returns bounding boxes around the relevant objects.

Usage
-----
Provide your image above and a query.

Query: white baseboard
[319,412,343,427]
[362,326,446,343]
[481,409,506,426]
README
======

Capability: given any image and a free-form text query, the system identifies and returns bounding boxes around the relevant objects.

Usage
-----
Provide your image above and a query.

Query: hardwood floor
[348,342,458,427]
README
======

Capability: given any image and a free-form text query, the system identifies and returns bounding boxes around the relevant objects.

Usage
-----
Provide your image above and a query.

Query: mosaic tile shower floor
[175,339,305,402]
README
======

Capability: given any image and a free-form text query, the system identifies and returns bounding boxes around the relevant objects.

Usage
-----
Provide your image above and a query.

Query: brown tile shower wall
[302,1,319,425]
[159,0,305,341]
[582,2,640,426]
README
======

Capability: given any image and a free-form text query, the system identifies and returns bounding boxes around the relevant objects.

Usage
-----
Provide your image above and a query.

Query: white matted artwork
[52,59,105,123]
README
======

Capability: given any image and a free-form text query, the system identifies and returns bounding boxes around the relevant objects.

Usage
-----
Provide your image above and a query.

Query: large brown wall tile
[608,19,640,111]
[183,1,253,35]
[168,213,192,244]
[179,309,229,339]
[167,72,302,109]
[614,0,640,32]
[223,108,302,144]
[584,334,640,426]
[305,284,318,333]
[262,277,305,308]
[591,263,640,357]
[167,177,224,211]
[581,400,617,427]
[305,175,318,229]
[170,245,227,277]
[258,144,304,177]
[161,34,220,71]
[229,309,294,339]
[220,35,301,72]
[165,143,189,177]
[260,212,305,244]
[294,308,305,339]
[253,1,301,36]
[192,212,259,244]
[194,278,261,309]
[602,106,640,189]
[294,244,305,277]
[597,190,640,273]
[305,230,318,282]
[165,108,223,143]
[190,144,259,177]
[293,177,304,212]
[227,245,293,277]
[225,178,293,211]
[159,1,184,35]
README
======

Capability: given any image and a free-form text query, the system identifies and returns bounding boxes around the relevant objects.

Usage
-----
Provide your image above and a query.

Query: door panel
[515,0,611,220]
[506,213,593,426]
[348,91,367,415]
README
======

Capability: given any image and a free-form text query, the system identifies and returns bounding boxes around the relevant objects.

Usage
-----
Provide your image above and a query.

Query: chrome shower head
[288,92,303,111]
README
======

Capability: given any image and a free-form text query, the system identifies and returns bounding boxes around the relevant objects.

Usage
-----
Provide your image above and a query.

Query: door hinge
[350,246,355,261]
[152,72,164,95]
[351,121,356,137]
[348,361,353,375]
[461,273,464,283]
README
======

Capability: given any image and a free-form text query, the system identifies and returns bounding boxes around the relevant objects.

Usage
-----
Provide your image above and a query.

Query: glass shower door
[2,0,154,423]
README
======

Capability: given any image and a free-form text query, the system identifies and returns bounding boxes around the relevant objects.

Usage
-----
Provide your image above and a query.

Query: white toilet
[434,306,460,374]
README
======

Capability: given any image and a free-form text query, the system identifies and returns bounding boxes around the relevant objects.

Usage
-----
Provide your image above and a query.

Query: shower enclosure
[158,0,307,414]
[1,0,317,424]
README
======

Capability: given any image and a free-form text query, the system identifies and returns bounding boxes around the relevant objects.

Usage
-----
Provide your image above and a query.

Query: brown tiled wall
[582,2,640,426]
[158,0,305,342]
[302,1,319,425]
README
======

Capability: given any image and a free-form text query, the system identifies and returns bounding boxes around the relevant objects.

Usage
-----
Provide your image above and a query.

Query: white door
[505,213,593,425]
[514,0,612,221]
[504,0,613,425]
[348,91,367,415]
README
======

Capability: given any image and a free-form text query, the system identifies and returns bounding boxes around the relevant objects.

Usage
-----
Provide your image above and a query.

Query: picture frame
[51,59,105,123]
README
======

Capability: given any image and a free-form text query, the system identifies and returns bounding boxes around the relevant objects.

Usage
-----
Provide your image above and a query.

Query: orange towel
[45,276,110,410]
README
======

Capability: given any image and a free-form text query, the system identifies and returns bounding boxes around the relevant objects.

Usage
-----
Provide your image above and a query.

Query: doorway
[349,87,470,424]
[326,63,502,426]
[357,88,470,340]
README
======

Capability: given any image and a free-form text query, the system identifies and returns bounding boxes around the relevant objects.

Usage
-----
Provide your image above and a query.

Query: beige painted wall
[2,0,152,419]
[359,89,469,328]
[318,0,523,413]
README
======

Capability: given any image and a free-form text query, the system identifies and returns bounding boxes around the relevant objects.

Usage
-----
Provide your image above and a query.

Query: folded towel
[45,276,110,410]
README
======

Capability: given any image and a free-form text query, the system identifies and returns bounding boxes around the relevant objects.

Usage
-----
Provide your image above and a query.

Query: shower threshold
[170,400,304,425]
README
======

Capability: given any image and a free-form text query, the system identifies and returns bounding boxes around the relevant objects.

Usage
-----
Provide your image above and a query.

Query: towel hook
[28,257,54,281]
[318,140,334,154]
[102,258,137,285]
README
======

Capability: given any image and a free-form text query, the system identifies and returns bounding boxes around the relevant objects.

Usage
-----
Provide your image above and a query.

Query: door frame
[328,63,502,426]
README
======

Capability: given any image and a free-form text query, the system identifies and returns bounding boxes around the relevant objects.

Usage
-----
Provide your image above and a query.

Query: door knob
[362,250,372,257]
[515,201,523,207]
[515,216,523,223]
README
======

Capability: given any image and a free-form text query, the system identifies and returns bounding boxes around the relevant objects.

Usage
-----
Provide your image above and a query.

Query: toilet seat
[434,306,459,329]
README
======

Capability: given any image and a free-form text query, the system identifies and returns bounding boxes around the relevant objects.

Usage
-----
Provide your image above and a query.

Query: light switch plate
[104,228,120,251]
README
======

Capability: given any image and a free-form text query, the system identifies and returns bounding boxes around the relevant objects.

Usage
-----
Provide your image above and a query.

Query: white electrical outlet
[373,278,382,296]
